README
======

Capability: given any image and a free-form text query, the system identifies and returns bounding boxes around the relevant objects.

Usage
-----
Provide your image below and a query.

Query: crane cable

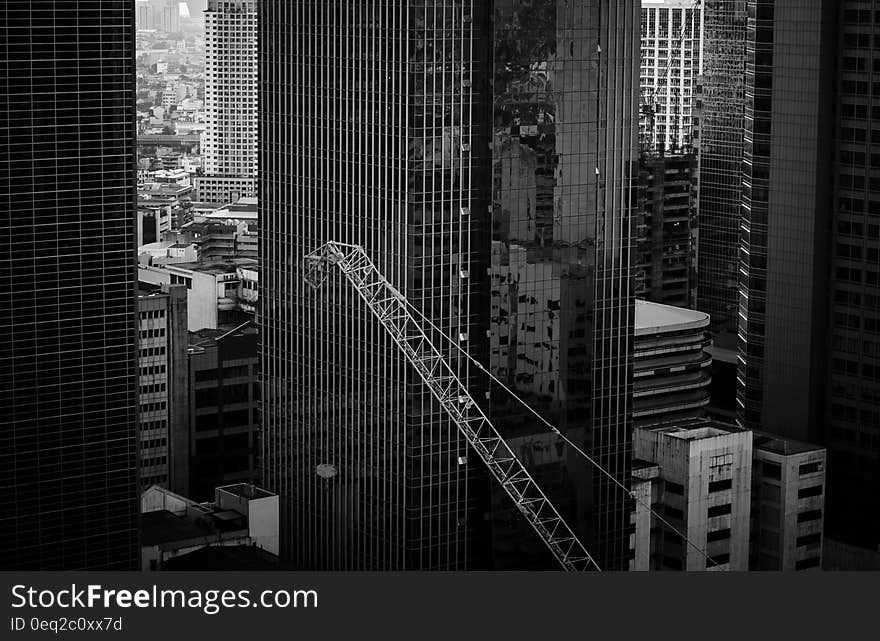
[399,295,723,570]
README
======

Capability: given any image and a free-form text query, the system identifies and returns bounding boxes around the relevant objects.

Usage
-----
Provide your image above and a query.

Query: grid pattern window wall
[639,0,703,153]
[260,1,491,570]
[203,0,258,178]
[695,0,747,342]
[737,0,835,440]
[826,0,880,550]
[487,0,638,571]
[0,1,139,570]
[262,0,638,571]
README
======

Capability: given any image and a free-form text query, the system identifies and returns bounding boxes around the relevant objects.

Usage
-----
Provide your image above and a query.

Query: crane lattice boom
[303,241,598,572]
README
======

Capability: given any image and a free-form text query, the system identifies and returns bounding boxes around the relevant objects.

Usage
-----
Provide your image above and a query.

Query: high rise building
[261,1,639,570]
[196,0,258,204]
[639,0,703,153]
[722,0,878,559]
[695,1,747,346]
[137,283,190,494]
[636,3,700,312]
[630,420,753,571]
[0,2,139,569]
[636,153,698,307]
[825,0,880,554]
[737,0,836,440]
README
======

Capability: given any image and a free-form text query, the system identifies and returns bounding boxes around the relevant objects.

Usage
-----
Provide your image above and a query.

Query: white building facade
[640,0,703,152]
[199,0,257,203]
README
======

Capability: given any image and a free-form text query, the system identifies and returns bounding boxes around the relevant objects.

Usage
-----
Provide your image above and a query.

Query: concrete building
[140,483,278,570]
[630,420,753,571]
[750,432,826,571]
[634,300,712,428]
[138,240,199,266]
[636,153,698,308]
[187,322,260,501]
[172,220,258,262]
[137,284,191,495]
[630,418,827,572]
[197,0,257,203]
[139,258,257,331]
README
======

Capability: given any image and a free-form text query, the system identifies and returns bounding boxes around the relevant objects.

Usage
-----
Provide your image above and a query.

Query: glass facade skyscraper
[737,0,836,439]
[0,1,139,569]
[695,0,747,345]
[261,0,639,570]
[826,0,880,553]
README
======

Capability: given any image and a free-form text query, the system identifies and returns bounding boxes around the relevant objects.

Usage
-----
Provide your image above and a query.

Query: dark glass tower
[737,0,836,439]
[825,0,880,553]
[260,0,638,570]
[695,0,748,346]
[0,2,139,569]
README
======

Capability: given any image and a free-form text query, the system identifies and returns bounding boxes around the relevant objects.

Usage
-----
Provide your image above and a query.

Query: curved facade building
[633,300,712,428]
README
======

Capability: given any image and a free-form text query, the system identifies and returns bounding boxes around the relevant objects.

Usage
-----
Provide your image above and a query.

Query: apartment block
[750,432,826,571]
[137,283,191,495]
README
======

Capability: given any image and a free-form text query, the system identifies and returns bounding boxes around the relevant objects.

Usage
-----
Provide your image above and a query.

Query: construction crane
[303,241,599,572]
[640,0,702,153]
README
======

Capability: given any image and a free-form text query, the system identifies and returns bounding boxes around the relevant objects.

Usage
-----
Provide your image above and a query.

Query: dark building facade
[0,2,139,569]
[737,0,836,439]
[825,0,880,553]
[188,322,260,502]
[261,1,639,570]
[636,153,698,308]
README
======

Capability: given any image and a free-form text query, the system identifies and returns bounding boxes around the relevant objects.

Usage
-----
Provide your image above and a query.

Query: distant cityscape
[2,0,879,572]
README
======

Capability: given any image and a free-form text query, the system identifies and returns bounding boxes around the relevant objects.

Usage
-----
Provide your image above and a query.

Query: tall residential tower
[196,0,258,204]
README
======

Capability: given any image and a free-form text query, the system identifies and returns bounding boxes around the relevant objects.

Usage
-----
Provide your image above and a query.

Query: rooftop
[164,257,257,275]
[753,431,824,456]
[188,321,256,349]
[635,299,710,337]
[218,483,276,501]
[646,418,745,442]
[141,509,217,547]
[161,545,281,571]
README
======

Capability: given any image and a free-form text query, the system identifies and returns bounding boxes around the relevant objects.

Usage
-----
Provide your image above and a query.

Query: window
[665,480,685,495]
[708,504,732,518]
[798,485,823,499]
[709,479,732,493]
[664,505,684,520]
[799,461,823,476]
[796,533,821,548]
[706,553,730,568]
[762,461,781,480]
[707,529,731,543]
[795,557,821,570]
[195,370,217,382]
[797,509,822,523]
